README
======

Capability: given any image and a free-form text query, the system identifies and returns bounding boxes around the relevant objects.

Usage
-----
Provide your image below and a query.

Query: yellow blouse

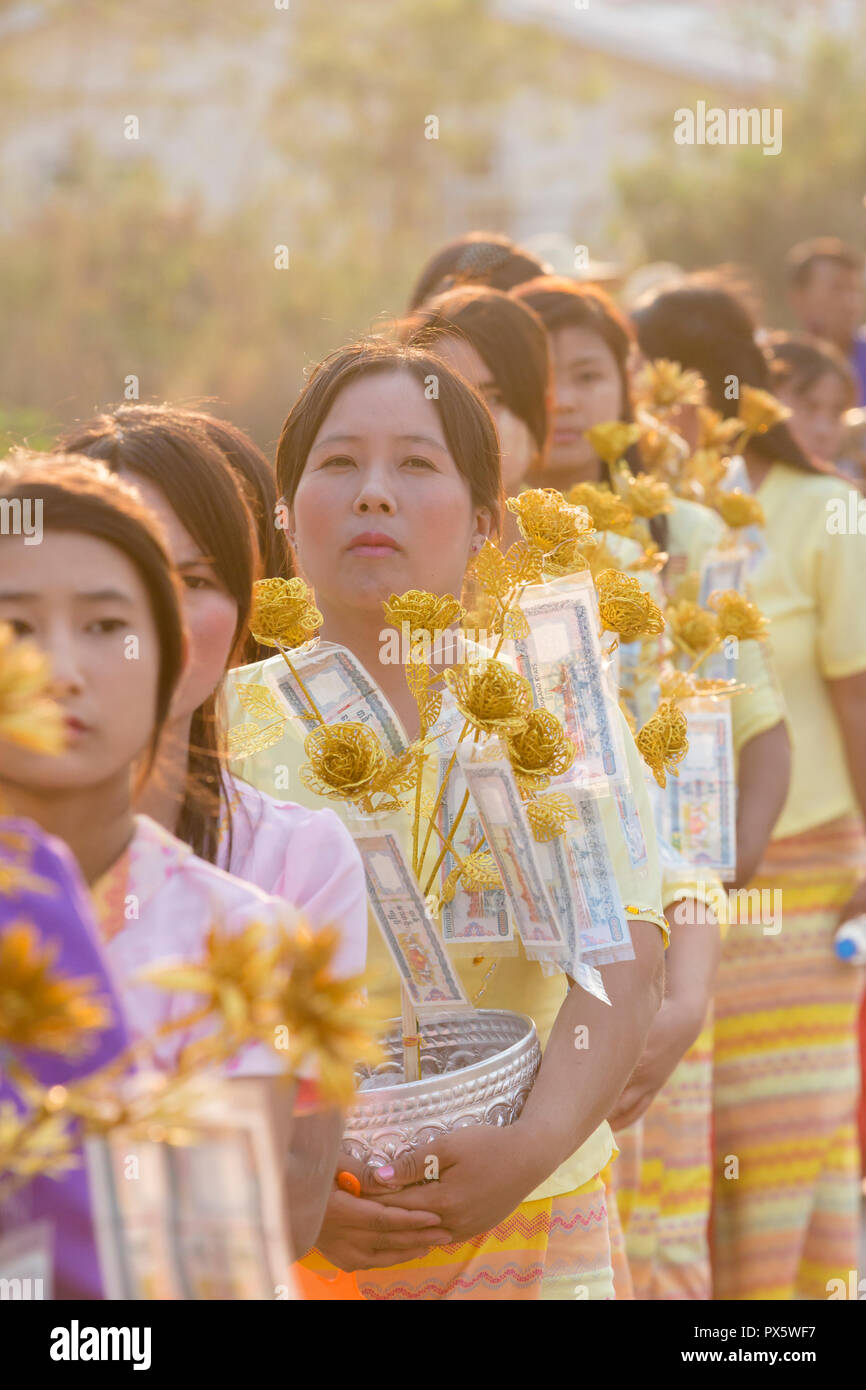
[222,650,667,1200]
[750,464,866,839]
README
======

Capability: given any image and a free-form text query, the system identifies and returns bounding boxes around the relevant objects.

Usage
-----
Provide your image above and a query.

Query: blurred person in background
[766,332,858,469]
[407,230,547,311]
[786,239,866,405]
[635,280,866,1300]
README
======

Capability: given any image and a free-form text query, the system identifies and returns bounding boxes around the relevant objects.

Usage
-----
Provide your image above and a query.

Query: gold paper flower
[714,490,765,529]
[0,923,112,1056]
[697,406,745,452]
[382,590,464,641]
[505,489,595,576]
[0,1103,79,1182]
[300,722,388,803]
[680,449,727,499]
[634,358,705,411]
[506,709,576,790]
[636,412,689,477]
[525,792,580,843]
[595,569,665,645]
[737,385,791,436]
[140,920,281,1033]
[708,590,768,642]
[443,658,532,736]
[459,850,503,893]
[0,623,65,756]
[249,577,323,650]
[583,421,641,467]
[567,482,634,534]
[666,600,721,655]
[635,701,689,788]
[625,472,674,519]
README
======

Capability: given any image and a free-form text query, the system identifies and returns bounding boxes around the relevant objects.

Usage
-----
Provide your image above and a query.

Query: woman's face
[289,370,493,618]
[433,335,534,495]
[775,371,849,463]
[547,325,624,482]
[0,530,161,793]
[123,476,239,723]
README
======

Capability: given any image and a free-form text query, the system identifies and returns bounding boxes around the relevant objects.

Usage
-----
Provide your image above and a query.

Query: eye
[576,370,603,385]
[403,455,436,470]
[182,574,216,592]
[3,618,34,638]
[87,618,128,635]
[319,455,355,469]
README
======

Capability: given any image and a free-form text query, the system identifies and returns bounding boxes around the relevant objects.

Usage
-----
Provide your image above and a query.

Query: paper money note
[352,822,468,1011]
[264,642,407,756]
[562,787,635,965]
[436,755,514,947]
[661,701,737,879]
[509,573,629,793]
[457,741,568,963]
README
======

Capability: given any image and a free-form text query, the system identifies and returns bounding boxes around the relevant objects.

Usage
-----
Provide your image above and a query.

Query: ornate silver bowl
[341,1010,540,1180]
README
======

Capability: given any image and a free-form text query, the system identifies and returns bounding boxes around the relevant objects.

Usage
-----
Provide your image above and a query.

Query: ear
[470,506,495,554]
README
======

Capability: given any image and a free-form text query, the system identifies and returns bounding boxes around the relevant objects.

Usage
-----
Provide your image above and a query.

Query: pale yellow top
[748,464,866,839]
[222,650,667,1199]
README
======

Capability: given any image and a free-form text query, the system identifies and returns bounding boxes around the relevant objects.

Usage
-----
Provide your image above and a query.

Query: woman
[635,280,866,1300]
[766,332,857,471]
[402,284,549,498]
[225,338,669,1300]
[407,230,547,312]
[0,452,357,1280]
[513,274,791,1300]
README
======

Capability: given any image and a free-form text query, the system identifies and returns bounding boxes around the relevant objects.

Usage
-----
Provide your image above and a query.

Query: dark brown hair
[402,285,550,462]
[786,237,865,290]
[0,451,185,773]
[56,405,258,862]
[408,231,548,311]
[275,338,503,533]
[632,282,825,474]
[767,331,857,408]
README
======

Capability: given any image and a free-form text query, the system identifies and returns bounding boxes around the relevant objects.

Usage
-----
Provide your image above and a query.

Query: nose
[353,463,396,516]
[44,625,86,700]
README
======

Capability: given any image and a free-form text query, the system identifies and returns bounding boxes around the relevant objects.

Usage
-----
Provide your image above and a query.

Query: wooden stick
[400,983,421,1082]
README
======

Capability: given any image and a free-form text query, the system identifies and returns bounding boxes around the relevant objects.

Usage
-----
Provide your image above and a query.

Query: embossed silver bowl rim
[347,1009,539,1112]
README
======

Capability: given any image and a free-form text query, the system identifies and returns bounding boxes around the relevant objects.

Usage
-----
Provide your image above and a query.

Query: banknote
[509,573,629,793]
[613,780,650,871]
[562,786,635,965]
[661,701,737,879]
[436,754,514,947]
[264,641,407,756]
[352,823,468,1011]
[457,741,568,963]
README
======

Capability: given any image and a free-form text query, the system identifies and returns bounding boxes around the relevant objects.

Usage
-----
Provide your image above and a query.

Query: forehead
[313,369,448,444]
[808,259,863,290]
[551,324,618,368]
[434,335,491,388]
[121,473,196,563]
[0,528,144,592]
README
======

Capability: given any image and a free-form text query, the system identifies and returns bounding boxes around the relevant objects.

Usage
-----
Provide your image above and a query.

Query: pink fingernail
[376,1165,395,1180]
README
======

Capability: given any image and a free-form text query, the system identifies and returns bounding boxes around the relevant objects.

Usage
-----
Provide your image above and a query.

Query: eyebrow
[564,353,607,368]
[176,555,216,570]
[311,432,448,451]
[0,588,135,603]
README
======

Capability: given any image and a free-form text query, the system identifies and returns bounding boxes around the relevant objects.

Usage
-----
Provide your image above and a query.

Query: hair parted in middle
[275,337,504,533]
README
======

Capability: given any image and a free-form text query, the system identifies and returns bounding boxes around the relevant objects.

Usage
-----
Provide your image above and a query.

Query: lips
[64,715,90,740]
[347,532,401,557]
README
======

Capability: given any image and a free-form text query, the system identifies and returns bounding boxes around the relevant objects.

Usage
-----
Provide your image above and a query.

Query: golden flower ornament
[382,590,464,642]
[714,490,765,529]
[636,701,690,788]
[0,923,112,1056]
[595,569,665,645]
[634,358,705,411]
[737,385,792,436]
[583,421,641,468]
[666,600,721,656]
[697,406,746,453]
[443,659,532,736]
[300,721,388,803]
[0,623,65,756]
[505,489,595,576]
[567,482,634,534]
[625,472,674,519]
[525,792,581,843]
[506,709,576,790]
[249,577,323,650]
[708,590,768,642]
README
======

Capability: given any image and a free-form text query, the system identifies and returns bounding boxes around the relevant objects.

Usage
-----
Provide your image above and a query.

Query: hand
[607,998,706,1132]
[313,1188,450,1272]
[363,1124,543,1245]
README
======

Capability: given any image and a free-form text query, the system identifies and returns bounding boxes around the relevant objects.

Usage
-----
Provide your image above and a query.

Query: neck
[136,713,193,837]
[742,445,774,491]
[3,774,136,885]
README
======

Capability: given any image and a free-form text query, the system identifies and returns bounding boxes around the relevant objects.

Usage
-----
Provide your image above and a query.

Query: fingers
[363,1140,452,1194]
[330,1190,442,1231]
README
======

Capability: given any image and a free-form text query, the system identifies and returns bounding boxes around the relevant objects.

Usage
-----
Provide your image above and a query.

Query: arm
[608,899,720,1131]
[365,920,665,1244]
[827,669,866,922]
[284,1106,345,1259]
[729,722,790,888]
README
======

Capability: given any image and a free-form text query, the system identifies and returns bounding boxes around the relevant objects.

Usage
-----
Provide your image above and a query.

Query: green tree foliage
[613,32,866,320]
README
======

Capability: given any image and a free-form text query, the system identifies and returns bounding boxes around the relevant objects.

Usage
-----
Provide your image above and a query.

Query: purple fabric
[0,819,128,1299]
[851,331,866,407]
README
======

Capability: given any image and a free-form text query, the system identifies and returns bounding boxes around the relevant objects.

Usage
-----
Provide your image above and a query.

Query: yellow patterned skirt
[711,815,866,1300]
[303,1174,615,1300]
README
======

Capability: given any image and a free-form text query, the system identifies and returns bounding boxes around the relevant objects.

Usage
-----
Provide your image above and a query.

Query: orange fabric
[293,1263,366,1300]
